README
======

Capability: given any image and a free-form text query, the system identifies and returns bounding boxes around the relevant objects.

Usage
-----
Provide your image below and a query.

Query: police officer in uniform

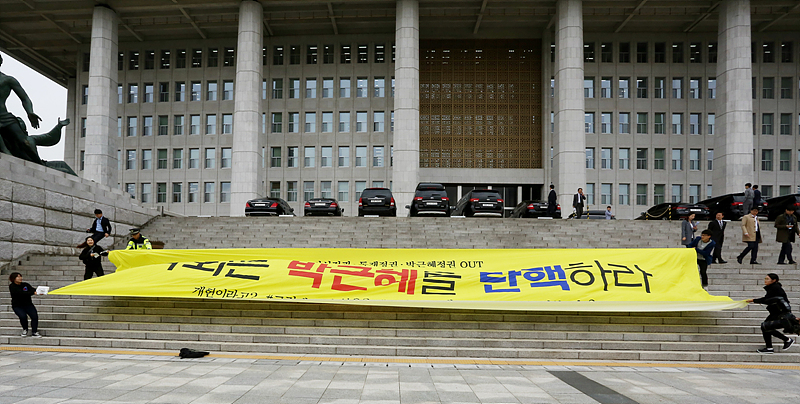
[125,228,152,250]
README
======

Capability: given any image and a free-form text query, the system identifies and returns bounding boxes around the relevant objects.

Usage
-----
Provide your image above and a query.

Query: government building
[2,0,799,218]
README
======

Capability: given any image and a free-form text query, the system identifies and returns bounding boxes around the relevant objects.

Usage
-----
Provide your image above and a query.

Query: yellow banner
[50,248,745,312]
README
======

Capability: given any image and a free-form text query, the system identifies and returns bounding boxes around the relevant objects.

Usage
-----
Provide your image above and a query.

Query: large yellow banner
[51,248,745,311]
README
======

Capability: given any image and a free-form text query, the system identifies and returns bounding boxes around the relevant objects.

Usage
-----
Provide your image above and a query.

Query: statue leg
[2,122,43,164]
[0,129,11,154]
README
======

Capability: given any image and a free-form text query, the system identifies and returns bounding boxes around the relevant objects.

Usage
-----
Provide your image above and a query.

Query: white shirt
[752,215,759,232]
[95,217,104,232]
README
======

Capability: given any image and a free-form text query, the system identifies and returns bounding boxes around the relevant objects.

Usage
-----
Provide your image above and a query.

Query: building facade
[3,0,799,218]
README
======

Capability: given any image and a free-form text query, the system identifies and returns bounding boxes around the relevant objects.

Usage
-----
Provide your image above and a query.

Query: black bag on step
[179,348,210,359]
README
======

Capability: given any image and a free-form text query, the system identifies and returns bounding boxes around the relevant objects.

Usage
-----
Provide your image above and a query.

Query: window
[654,113,665,134]
[671,149,682,170]
[271,113,282,133]
[375,44,385,63]
[585,184,595,205]
[619,42,630,63]
[128,84,138,103]
[762,113,773,135]
[780,149,791,171]
[708,42,718,63]
[218,182,230,203]
[269,182,281,199]
[204,148,215,169]
[129,51,139,70]
[636,42,647,63]
[176,49,188,68]
[761,186,773,199]
[175,82,185,102]
[144,84,153,103]
[341,44,352,63]
[222,81,233,100]
[339,112,350,132]
[355,181,366,200]
[322,78,333,98]
[189,148,200,169]
[80,118,86,137]
[600,77,612,98]
[636,184,648,205]
[207,81,217,101]
[160,50,171,69]
[203,182,215,203]
[271,79,283,99]
[707,114,715,135]
[323,44,334,64]
[301,181,314,202]
[191,49,202,68]
[218,114,232,134]
[672,78,683,98]
[125,150,136,170]
[689,149,700,171]
[672,42,684,63]
[753,76,757,99]
[287,147,298,168]
[619,113,630,134]
[127,117,137,137]
[273,46,284,65]
[707,149,713,170]
[304,112,316,133]
[688,184,700,204]
[321,146,332,167]
[619,184,630,205]
[172,183,182,203]
[304,146,315,167]
[636,113,647,134]
[763,41,775,63]
[601,183,612,205]
[173,149,183,169]
[654,148,665,170]
[159,82,169,102]
[671,185,682,203]
[141,183,151,203]
[270,147,281,167]
[126,183,135,198]
[338,181,349,202]
[205,115,216,135]
[618,77,630,98]
[318,181,332,199]
[208,48,218,67]
[338,146,350,167]
[762,77,775,99]
[654,42,666,63]
[339,78,351,98]
[672,113,683,135]
[781,113,792,135]
[601,113,612,134]
[220,148,231,168]
[288,112,299,133]
[188,182,198,203]
[689,113,700,135]
[619,148,630,169]
[321,112,333,133]
[81,85,88,104]
[189,115,200,135]
[357,44,368,63]
[781,77,792,99]
[761,149,773,171]
[689,78,700,99]
[654,77,665,98]
[305,78,316,98]
[356,112,368,132]
[636,77,647,98]
[689,42,702,63]
[374,77,385,97]
[584,42,595,62]
[584,112,595,133]
[373,146,384,167]
[156,183,167,203]
[355,146,367,167]
[781,41,793,63]
[223,47,235,66]
[373,111,385,132]
[601,42,613,63]
[601,148,612,169]
[157,149,168,169]
[636,148,647,169]
[780,186,792,196]
[305,44,318,64]
[190,82,201,101]
[585,148,595,169]
[708,78,716,99]
[356,77,368,98]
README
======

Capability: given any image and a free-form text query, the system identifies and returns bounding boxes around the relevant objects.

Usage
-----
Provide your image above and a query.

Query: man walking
[572,188,586,219]
[737,207,762,265]
[743,183,754,217]
[775,206,799,265]
[707,212,727,264]
[547,184,557,217]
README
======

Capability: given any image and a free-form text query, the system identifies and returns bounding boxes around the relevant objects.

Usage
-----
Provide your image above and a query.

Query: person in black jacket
[86,209,112,243]
[746,273,795,354]
[707,212,727,264]
[547,185,557,217]
[8,272,41,338]
[78,236,108,280]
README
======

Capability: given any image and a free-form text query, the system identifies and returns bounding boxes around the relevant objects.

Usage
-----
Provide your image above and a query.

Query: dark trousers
[90,232,105,243]
[84,264,105,280]
[778,242,794,264]
[547,203,556,216]
[12,305,38,333]
[762,314,789,349]
[739,240,759,263]
[575,205,584,218]
[697,260,709,286]
[712,238,724,262]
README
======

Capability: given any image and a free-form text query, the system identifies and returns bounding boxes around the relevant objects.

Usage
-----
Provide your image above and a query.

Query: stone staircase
[2,217,799,363]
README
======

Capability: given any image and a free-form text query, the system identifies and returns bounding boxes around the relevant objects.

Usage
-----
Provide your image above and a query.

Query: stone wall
[0,153,160,269]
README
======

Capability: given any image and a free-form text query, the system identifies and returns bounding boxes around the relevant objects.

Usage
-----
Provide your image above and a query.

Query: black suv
[453,189,504,217]
[407,183,450,217]
[358,188,396,217]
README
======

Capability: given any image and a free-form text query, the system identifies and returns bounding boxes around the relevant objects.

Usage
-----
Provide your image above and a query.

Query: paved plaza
[0,348,798,404]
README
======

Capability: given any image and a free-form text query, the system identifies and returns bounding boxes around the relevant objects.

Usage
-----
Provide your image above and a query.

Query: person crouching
[688,230,716,290]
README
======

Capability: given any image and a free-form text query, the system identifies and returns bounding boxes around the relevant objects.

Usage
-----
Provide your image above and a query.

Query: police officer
[125,228,152,250]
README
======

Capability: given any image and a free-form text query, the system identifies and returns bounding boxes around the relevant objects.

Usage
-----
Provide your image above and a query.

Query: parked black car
[511,200,561,219]
[407,183,450,217]
[245,197,295,216]
[765,194,800,221]
[453,189,504,217]
[304,198,342,216]
[358,188,396,217]
[699,193,768,220]
[635,203,712,220]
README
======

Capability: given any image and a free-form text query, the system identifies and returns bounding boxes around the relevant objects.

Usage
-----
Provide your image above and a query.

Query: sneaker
[20,330,27,337]
[757,347,774,354]
[784,338,795,350]
[31,332,41,338]
[737,256,743,264]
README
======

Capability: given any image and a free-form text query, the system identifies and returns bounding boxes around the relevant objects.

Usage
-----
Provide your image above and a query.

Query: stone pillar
[715,0,754,195]
[393,0,420,213]
[552,0,585,210]
[230,0,264,216]
[84,5,118,186]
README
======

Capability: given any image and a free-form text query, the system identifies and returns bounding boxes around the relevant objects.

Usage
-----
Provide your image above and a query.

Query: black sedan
[453,189,504,217]
[245,197,295,216]
[511,200,561,218]
[304,198,342,216]
[635,203,711,220]
[358,188,396,217]
[408,183,450,217]
[699,193,767,220]
[765,194,800,221]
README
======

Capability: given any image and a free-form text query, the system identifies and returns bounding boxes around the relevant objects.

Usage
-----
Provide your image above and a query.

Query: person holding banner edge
[746,273,796,354]
[687,230,715,290]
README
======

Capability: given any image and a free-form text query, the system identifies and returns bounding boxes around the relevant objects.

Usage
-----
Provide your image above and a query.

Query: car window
[416,190,447,198]
[472,191,501,199]
[361,189,390,198]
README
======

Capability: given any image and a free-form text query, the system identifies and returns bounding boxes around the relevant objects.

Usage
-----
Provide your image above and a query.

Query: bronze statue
[0,53,76,175]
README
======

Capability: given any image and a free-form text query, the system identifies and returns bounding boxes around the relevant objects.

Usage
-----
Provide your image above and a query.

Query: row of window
[578,111,800,136]
[578,77,717,100]
[124,180,391,205]
[267,146,392,168]
[564,41,794,64]
[581,182,795,208]
[584,147,800,172]
[87,43,397,73]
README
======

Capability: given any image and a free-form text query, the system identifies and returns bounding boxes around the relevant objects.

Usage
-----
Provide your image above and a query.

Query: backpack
[179,348,210,359]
